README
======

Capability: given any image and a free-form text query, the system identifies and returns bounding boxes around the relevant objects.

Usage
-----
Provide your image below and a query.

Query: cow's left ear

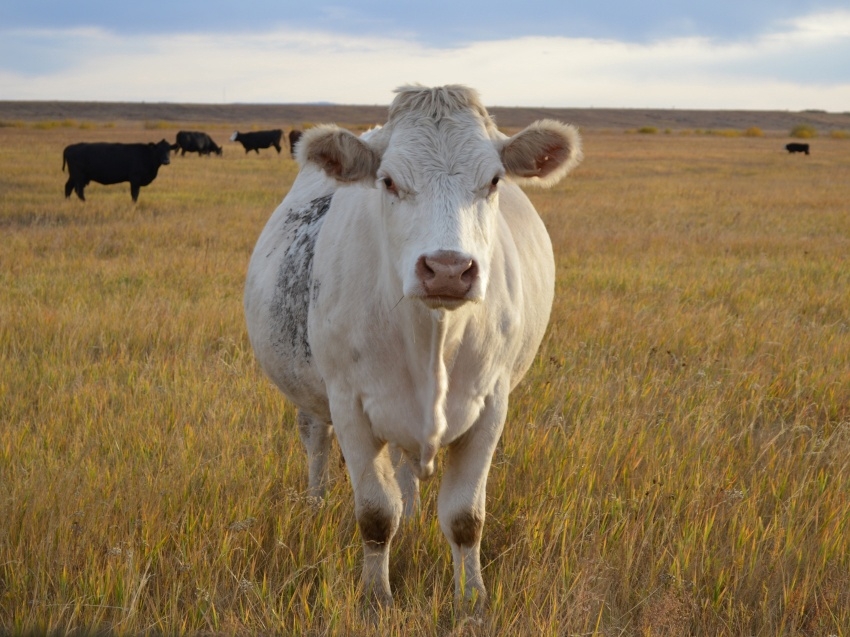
[499,120,582,188]
[297,124,381,183]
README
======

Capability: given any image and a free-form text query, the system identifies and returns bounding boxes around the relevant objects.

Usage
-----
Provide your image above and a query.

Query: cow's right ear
[297,125,381,183]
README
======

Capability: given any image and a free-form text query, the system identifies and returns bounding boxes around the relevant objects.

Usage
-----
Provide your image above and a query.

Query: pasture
[1,120,849,635]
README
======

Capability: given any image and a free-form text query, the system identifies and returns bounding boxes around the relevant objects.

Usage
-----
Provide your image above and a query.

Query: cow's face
[298,88,581,310]
[153,140,172,166]
[373,117,504,309]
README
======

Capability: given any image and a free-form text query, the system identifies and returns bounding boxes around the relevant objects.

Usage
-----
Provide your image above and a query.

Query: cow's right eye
[382,176,398,195]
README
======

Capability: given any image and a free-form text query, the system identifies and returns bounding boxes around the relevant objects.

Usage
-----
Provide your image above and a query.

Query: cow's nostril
[461,260,478,284]
[416,256,436,281]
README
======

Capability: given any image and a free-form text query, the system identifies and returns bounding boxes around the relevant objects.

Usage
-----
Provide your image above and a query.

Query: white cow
[244,85,582,606]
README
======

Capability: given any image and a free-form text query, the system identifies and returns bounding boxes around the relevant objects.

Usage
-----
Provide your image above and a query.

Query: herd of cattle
[62,128,304,201]
[61,124,813,203]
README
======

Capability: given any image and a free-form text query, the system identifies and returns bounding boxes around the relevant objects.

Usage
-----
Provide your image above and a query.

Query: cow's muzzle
[415,250,479,308]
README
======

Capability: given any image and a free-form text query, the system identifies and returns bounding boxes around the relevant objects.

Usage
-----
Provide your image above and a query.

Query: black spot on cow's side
[450,510,483,547]
[270,194,332,362]
[358,502,395,547]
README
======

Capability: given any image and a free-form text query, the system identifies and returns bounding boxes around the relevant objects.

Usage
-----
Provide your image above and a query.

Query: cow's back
[67,143,124,183]
[63,143,94,170]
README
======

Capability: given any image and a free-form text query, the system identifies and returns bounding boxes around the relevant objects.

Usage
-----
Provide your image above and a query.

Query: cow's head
[153,140,173,165]
[297,85,582,310]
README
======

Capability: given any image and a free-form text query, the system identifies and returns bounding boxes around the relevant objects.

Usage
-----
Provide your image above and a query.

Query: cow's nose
[415,250,478,299]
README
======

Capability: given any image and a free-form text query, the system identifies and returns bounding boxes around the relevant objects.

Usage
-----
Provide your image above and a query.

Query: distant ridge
[2,100,849,133]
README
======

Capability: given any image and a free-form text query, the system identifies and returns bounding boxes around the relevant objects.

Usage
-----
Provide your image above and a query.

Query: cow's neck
[399,301,470,479]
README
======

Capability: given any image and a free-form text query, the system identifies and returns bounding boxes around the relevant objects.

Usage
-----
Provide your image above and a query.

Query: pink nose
[415,250,478,299]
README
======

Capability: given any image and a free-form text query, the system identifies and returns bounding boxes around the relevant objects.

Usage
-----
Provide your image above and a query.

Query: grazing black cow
[288,129,303,158]
[786,142,810,155]
[63,140,173,202]
[175,130,222,156]
[230,129,283,154]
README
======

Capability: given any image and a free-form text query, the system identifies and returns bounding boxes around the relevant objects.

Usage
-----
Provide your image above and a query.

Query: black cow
[174,130,222,156]
[63,140,173,202]
[786,142,810,155]
[230,129,283,154]
[288,129,303,158]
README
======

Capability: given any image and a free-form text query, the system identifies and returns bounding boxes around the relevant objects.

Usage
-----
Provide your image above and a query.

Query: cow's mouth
[418,294,473,310]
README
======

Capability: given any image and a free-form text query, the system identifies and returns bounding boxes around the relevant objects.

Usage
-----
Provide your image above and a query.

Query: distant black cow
[175,130,222,156]
[786,142,810,155]
[288,129,303,158]
[63,140,173,202]
[230,129,283,154]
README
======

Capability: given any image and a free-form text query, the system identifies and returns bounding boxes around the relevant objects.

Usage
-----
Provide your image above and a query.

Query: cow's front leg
[438,388,508,607]
[331,396,403,606]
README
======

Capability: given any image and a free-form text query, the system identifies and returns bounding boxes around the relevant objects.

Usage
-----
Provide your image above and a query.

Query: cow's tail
[62,152,66,172]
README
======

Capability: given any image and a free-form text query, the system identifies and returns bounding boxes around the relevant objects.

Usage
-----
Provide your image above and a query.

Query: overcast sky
[2,1,850,110]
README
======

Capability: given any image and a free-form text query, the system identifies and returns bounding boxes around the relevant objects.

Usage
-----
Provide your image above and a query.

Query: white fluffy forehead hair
[387,84,498,136]
[363,84,503,184]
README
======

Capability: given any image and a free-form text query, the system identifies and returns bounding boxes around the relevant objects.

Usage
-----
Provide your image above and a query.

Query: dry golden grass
[2,122,849,636]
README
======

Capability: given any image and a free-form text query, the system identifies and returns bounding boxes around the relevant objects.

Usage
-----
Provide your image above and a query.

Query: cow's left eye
[488,175,501,195]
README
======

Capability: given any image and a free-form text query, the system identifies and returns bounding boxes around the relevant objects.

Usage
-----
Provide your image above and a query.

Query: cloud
[781,8,850,40]
[1,10,849,110]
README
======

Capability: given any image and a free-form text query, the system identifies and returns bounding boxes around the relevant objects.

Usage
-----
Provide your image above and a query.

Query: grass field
[2,120,849,636]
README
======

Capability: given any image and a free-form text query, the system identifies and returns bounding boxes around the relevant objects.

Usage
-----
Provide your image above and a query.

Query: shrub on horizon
[32,119,78,130]
[790,124,817,139]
